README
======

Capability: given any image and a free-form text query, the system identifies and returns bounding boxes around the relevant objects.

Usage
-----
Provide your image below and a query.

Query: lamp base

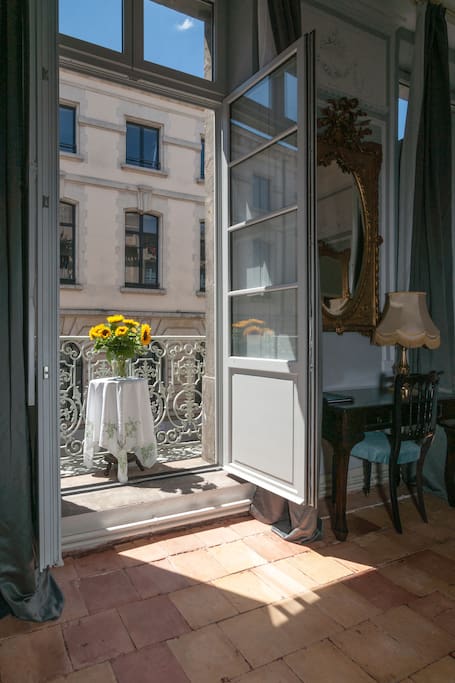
[393,345,410,376]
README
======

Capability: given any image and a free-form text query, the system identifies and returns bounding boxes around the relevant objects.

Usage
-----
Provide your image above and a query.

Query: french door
[221,35,320,505]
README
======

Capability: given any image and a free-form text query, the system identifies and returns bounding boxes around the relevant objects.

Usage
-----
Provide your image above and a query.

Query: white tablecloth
[83,377,158,483]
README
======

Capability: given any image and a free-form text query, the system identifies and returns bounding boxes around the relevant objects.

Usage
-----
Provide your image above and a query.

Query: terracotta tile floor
[2,488,455,682]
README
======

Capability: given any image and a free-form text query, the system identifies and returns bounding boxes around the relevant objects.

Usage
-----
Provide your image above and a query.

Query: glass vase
[110,358,133,378]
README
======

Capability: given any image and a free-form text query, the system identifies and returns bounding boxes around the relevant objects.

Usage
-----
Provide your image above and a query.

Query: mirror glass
[317,161,364,314]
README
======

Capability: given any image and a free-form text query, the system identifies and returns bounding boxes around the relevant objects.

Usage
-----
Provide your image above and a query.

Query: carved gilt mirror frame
[317,98,382,335]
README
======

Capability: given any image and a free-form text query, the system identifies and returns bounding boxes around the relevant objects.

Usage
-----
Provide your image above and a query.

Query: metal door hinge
[42,195,49,208]
[43,366,49,380]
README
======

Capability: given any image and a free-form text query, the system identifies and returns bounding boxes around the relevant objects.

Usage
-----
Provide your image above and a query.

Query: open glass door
[221,35,319,505]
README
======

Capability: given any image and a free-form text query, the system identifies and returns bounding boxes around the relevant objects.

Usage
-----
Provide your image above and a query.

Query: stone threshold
[61,470,255,554]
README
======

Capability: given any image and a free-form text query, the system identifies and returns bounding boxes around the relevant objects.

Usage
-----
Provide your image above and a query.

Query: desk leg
[444,427,455,507]
[333,446,350,541]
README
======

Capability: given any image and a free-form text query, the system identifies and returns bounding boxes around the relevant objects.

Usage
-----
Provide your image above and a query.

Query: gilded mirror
[317,98,382,335]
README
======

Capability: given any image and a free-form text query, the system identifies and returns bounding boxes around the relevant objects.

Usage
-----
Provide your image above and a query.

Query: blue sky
[398,98,408,139]
[59,0,206,79]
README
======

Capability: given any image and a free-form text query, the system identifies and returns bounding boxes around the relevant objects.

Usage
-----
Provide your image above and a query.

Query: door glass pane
[144,0,213,80]
[143,127,159,168]
[231,212,297,290]
[143,233,158,285]
[126,125,141,165]
[125,212,140,231]
[230,56,297,162]
[59,0,123,52]
[59,106,75,153]
[231,133,297,224]
[143,214,158,234]
[231,289,297,360]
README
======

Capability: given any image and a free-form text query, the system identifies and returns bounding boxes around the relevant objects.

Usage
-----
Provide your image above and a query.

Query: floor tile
[207,539,266,573]
[194,524,240,547]
[403,550,455,585]
[242,532,307,562]
[168,548,228,582]
[212,569,284,612]
[126,557,195,596]
[79,570,139,613]
[219,597,342,668]
[230,659,301,682]
[73,549,124,577]
[379,560,446,597]
[285,639,375,683]
[351,530,411,564]
[252,560,317,598]
[168,623,250,683]
[114,540,168,566]
[229,517,271,538]
[159,529,206,555]
[288,548,353,585]
[0,625,72,683]
[309,582,381,628]
[112,642,190,683]
[408,591,455,621]
[56,580,88,622]
[318,541,374,574]
[372,605,455,665]
[118,594,190,648]
[410,656,455,682]
[52,557,78,583]
[331,619,429,682]
[49,662,117,683]
[169,583,238,628]
[344,569,416,611]
[62,609,134,669]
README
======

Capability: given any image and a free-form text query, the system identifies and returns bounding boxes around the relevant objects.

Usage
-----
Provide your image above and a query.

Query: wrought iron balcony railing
[60,336,206,465]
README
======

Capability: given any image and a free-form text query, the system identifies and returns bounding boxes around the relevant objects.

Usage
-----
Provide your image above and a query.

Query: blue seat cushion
[351,431,420,464]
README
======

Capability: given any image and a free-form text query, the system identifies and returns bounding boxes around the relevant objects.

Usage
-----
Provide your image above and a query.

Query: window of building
[59,202,76,283]
[126,123,160,169]
[199,220,206,291]
[125,212,159,287]
[200,137,205,179]
[59,0,123,53]
[59,105,76,153]
[252,174,271,212]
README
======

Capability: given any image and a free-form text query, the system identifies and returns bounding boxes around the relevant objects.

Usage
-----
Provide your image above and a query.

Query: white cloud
[176,17,194,31]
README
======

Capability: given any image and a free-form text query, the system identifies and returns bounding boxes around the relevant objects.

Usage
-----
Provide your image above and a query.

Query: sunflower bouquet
[89,314,152,376]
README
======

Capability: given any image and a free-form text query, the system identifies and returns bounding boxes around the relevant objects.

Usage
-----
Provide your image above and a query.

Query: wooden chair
[351,372,440,533]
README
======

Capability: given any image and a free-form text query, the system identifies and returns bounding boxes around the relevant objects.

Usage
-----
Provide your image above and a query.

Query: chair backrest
[392,371,440,445]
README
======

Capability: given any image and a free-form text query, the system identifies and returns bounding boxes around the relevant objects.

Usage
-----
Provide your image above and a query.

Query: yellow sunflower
[232,318,265,329]
[115,325,128,336]
[99,326,111,339]
[141,323,152,346]
[243,325,264,336]
[123,318,140,327]
[89,324,102,340]
[107,314,124,324]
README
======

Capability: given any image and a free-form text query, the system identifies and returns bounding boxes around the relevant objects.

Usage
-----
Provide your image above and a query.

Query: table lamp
[373,291,440,375]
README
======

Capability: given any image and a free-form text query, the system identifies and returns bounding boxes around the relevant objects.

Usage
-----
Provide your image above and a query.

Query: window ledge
[196,290,206,297]
[60,283,83,290]
[120,287,166,295]
[60,152,85,162]
[121,164,168,178]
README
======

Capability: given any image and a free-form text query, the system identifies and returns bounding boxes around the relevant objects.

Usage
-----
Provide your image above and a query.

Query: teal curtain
[409,3,454,391]
[0,0,63,622]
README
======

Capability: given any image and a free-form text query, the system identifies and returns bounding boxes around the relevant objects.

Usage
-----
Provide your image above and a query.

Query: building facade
[59,67,208,336]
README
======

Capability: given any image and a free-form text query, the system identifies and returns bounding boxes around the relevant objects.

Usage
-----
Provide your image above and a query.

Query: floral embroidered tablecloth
[83,377,157,483]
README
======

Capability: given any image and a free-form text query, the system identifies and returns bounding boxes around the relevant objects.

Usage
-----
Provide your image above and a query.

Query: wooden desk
[322,388,455,541]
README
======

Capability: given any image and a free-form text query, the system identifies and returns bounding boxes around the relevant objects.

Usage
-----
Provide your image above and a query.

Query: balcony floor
[1,488,455,682]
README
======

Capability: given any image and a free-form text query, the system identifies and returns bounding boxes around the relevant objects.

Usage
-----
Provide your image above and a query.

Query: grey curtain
[267,0,301,54]
[0,0,63,622]
[409,3,454,391]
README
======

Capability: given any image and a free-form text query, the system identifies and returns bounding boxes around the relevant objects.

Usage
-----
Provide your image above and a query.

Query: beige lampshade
[373,291,440,349]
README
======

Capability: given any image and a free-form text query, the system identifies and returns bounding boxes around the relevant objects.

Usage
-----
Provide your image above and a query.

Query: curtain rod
[414,0,455,23]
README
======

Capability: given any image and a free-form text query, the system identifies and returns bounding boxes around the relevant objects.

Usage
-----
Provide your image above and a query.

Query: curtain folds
[409,3,454,391]
[0,0,63,622]
[267,0,301,55]
[396,2,426,292]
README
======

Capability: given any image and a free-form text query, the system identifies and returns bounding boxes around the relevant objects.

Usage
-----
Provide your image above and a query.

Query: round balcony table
[83,376,158,483]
